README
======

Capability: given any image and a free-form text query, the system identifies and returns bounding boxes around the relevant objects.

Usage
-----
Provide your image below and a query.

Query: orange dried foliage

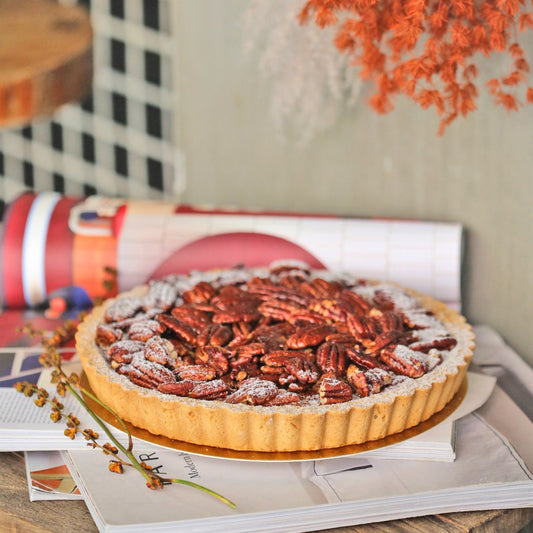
[300,0,533,133]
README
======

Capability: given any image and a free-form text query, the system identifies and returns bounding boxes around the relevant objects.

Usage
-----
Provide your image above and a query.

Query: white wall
[173,0,533,365]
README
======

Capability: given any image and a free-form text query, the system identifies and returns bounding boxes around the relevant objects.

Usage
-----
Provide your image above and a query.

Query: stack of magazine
[1,327,532,532]
[0,204,531,531]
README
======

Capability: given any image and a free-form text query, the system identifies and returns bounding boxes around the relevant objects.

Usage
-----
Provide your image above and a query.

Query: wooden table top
[2,450,532,533]
[0,0,92,127]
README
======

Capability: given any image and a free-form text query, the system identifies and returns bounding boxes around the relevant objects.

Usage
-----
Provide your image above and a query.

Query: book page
[0,389,81,426]
[65,446,325,527]
[0,349,84,430]
[306,413,533,504]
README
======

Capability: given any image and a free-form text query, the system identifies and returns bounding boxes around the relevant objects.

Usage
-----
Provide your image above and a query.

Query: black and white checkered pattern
[0,0,183,220]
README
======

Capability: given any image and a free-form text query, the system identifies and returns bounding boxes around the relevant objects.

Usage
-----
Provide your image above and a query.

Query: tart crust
[76,276,475,452]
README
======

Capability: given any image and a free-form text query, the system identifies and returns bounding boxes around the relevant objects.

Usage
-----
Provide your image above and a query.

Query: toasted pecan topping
[96,264,457,406]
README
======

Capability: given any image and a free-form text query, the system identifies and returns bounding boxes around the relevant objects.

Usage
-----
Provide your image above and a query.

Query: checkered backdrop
[0,0,185,221]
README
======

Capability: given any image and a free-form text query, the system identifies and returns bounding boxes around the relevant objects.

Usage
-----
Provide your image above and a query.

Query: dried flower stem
[16,323,235,508]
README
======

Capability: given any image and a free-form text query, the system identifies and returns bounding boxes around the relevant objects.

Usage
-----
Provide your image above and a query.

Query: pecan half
[261,351,293,368]
[197,324,233,347]
[226,321,254,348]
[144,336,177,366]
[286,324,333,349]
[230,362,261,383]
[260,364,284,375]
[370,309,403,333]
[316,342,348,375]
[278,273,308,289]
[257,300,294,321]
[182,281,217,304]
[309,299,347,321]
[345,346,387,370]
[108,340,145,363]
[372,290,396,311]
[346,314,372,342]
[196,346,231,376]
[380,345,428,378]
[225,378,278,405]
[409,337,457,353]
[157,380,194,396]
[264,389,301,406]
[131,356,175,385]
[286,357,319,384]
[189,379,229,400]
[309,278,342,298]
[325,332,356,345]
[319,376,353,404]
[170,306,211,332]
[167,338,193,358]
[212,308,260,324]
[175,365,217,382]
[96,324,122,346]
[211,286,260,309]
[346,364,369,397]
[340,289,372,314]
[287,309,327,325]
[237,342,265,356]
[364,330,402,354]
[346,366,392,397]
[365,368,392,393]
[156,314,197,344]
[105,298,143,323]
[143,280,179,312]
[117,365,159,389]
[247,284,310,306]
[129,319,166,342]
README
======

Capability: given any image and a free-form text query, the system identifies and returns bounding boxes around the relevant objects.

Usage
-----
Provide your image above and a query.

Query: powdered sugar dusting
[365,367,390,381]
[105,297,143,322]
[143,280,179,311]
[393,344,428,365]
[240,378,278,398]
[131,352,174,383]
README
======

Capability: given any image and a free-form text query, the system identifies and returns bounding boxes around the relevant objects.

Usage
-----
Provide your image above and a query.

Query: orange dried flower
[300,0,533,133]
[109,461,124,474]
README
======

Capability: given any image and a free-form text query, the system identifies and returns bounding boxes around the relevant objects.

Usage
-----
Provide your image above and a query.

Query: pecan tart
[76,262,474,452]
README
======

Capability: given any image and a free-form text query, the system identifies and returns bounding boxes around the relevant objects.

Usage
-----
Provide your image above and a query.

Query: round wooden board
[0,0,93,127]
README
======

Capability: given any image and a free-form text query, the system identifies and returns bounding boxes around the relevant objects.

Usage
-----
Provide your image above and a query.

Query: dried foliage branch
[299,0,533,133]
[15,322,235,507]
[243,0,362,145]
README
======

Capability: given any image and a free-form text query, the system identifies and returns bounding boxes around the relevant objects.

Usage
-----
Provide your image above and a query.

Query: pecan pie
[76,262,474,452]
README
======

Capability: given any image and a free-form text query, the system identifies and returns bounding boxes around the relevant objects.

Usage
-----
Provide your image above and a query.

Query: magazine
[24,450,82,501]
[63,391,533,533]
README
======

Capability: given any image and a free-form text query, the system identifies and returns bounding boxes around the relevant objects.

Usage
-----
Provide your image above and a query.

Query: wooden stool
[0,0,93,127]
